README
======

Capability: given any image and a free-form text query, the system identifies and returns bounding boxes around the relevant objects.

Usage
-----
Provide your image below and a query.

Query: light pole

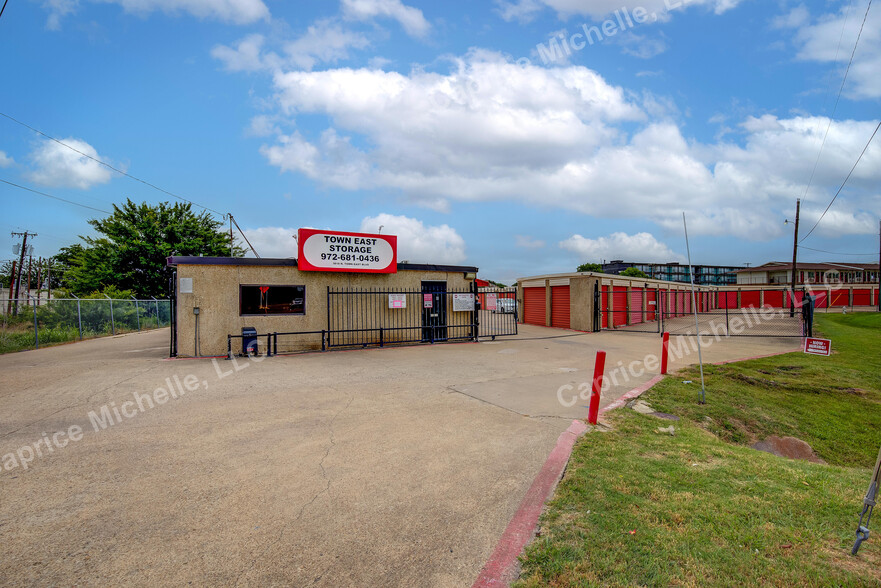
[784,199,801,317]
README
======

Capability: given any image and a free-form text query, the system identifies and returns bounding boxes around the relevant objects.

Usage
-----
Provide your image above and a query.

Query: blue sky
[1,0,879,284]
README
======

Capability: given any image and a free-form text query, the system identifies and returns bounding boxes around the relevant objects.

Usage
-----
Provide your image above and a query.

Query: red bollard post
[588,350,607,425]
[661,331,670,375]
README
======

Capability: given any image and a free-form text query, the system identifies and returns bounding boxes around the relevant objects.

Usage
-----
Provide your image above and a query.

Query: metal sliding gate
[595,286,806,338]
[325,285,518,350]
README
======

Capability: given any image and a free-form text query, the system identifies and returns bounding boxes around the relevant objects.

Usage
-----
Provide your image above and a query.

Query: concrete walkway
[0,326,798,586]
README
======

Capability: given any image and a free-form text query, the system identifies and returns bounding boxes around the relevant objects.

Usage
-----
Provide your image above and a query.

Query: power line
[0,0,9,22]
[801,246,876,256]
[229,214,260,258]
[0,178,112,214]
[0,111,225,217]
[800,119,881,242]
[800,0,872,204]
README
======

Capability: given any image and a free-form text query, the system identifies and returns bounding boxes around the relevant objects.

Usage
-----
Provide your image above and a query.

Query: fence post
[132,296,141,331]
[72,294,83,340]
[588,350,607,425]
[29,294,39,349]
[226,335,232,360]
[104,294,115,335]
[152,297,159,327]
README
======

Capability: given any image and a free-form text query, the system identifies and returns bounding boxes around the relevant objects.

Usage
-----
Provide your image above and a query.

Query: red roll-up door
[523,287,546,326]
[853,289,871,306]
[551,286,570,329]
[830,289,849,306]
[811,290,828,308]
[787,290,804,309]
[741,291,761,308]
[613,286,627,327]
[631,289,644,324]
[764,290,784,308]
[646,290,657,322]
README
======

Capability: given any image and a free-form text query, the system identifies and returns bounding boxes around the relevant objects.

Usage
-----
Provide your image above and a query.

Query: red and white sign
[486,293,498,311]
[803,337,831,356]
[297,228,397,273]
[423,293,433,308]
[389,294,406,309]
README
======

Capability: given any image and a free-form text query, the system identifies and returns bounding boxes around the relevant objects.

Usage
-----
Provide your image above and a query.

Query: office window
[240,285,306,315]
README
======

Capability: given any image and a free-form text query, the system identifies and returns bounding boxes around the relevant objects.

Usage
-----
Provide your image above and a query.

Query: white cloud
[45,0,269,28]
[27,138,116,189]
[212,20,370,73]
[241,226,298,258]
[515,235,546,249]
[496,0,742,21]
[781,4,881,99]
[341,0,430,37]
[254,50,880,241]
[212,34,278,72]
[559,232,683,263]
[0,151,14,168]
[360,214,466,264]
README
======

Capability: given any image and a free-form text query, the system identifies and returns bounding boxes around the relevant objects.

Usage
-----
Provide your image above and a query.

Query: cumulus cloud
[359,213,466,264]
[497,0,742,21]
[27,138,116,189]
[240,226,298,258]
[559,232,683,263]
[213,20,371,73]
[778,4,881,99]
[0,151,14,168]
[341,0,430,37]
[254,50,880,241]
[44,0,269,28]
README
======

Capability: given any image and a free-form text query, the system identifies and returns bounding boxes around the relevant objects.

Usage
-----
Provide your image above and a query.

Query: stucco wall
[173,263,473,357]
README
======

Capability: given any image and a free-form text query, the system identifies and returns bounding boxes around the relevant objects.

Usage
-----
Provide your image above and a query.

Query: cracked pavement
[0,327,796,586]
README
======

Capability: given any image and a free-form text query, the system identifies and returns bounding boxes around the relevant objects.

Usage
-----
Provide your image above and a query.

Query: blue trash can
[242,327,258,356]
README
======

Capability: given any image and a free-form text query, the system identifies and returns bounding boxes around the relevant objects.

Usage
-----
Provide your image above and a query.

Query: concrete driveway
[0,326,798,586]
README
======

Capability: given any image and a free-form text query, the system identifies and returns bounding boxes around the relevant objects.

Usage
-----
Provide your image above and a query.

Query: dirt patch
[751,435,826,464]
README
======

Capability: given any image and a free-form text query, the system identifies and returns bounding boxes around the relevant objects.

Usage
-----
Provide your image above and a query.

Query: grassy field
[516,313,881,587]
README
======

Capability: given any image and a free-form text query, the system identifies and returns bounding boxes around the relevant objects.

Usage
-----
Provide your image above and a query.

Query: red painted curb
[471,419,588,588]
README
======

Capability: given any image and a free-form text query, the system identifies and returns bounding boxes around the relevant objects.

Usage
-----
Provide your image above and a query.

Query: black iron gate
[477,287,518,340]
[326,286,478,348]
[594,285,807,338]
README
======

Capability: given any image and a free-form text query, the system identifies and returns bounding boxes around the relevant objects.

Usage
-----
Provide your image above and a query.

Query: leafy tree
[577,263,603,273]
[621,267,649,278]
[64,200,243,297]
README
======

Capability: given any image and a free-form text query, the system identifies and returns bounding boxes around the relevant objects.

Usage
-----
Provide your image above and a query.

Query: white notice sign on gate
[452,293,475,312]
[486,293,497,311]
[389,294,406,309]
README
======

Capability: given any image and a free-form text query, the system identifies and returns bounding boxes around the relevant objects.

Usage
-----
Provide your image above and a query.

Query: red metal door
[613,286,627,327]
[551,286,570,329]
[523,287,546,326]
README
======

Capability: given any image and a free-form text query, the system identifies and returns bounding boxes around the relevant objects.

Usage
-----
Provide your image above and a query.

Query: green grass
[516,313,881,587]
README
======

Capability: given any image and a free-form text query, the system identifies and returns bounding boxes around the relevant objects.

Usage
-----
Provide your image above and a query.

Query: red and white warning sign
[803,337,831,356]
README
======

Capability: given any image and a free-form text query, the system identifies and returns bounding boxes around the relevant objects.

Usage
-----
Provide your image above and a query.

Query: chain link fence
[1,297,171,353]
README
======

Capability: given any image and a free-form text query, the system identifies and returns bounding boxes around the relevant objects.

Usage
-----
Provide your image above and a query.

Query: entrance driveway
[0,326,797,586]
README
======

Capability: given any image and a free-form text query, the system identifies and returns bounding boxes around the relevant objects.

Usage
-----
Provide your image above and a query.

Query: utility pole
[26,255,32,304]
[47,258,52,302]
[35,258,43,304]
[228,214,234,257]
[6,260,16,315]
[789,199,800,318]
[11,231,35,315]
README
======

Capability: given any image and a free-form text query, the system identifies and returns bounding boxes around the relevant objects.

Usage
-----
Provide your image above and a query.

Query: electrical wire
[800,0,872,204]
[800,119,881,242]
[0,178,111,214]
[0,111,225,217]
[801,246,876,256]
[0,0,9,21]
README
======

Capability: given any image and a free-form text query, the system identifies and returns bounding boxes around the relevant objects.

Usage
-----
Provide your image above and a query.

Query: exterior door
[421,281,447,341]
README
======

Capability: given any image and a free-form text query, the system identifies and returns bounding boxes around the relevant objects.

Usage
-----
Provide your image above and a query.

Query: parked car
[495,298,515,314]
